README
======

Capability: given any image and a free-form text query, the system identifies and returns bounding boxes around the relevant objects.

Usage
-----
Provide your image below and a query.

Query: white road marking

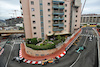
[5,43,14,67]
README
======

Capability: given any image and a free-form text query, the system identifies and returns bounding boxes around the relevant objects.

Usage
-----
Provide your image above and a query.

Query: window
[32,15,35,17]
[48,20,51,23]
[41,29,44,32]
[75,25,77,26]
[42,33,44,37]
[76,10,78,12]
[31,1,34,5]
[65,20,67,22]
[48,3,50,6]
[49,31,51,33]
[49,26,51,28]
[40,3,42,5]
[32,8,35,11]
[65,15,67,17]
[75,20,77,22]
[65,25,66,27]
[48,15,50,17]
[41,23,43,27]
[65,4,67,7]
[33,27,36,29]
[34,32,36,35]
[48,9,50,12]
[76,15,77,17]
[65,10,67,12]
[33,21,35,23]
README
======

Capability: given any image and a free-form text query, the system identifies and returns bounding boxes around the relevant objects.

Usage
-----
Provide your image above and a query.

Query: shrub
[38,38,42,42]
[26,39,32,44]
[40,44,43,46]
[26,43,55,50]
[97,25,100,28]
[53,40,60,45]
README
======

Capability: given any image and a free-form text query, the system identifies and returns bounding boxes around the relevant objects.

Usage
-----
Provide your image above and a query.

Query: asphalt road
[73,27,98,67]
[0,27,98,67]
[0,45,11,67]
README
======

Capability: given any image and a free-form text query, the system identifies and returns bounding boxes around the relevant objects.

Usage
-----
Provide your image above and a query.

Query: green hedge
[26,43,55,50]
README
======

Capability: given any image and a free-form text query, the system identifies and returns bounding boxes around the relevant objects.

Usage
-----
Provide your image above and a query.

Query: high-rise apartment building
[20,0,81,39]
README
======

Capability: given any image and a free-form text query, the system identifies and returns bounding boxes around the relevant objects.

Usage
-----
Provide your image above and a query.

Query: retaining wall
[25,42,64,56]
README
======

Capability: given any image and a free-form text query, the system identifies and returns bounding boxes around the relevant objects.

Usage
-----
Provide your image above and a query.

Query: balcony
[53,11,64,15]
[53,23,64,27]
[53,17,64,20]
[53,5,64,9]
[53,0,64,3]
[53,28,64,31]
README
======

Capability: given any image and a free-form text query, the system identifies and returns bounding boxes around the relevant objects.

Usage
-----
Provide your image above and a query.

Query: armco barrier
[65,28,82,50]
[56,28,82,59]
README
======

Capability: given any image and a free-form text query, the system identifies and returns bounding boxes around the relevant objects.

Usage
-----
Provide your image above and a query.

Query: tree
[52,32,55,40]
[31,38,38,45]
[56,35,62,40]
[61,37,65,42]
[97,25,100,28]
[19,27,24,30]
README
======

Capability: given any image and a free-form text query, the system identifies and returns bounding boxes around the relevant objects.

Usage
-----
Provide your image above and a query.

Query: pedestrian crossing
[80,34,97,37]
[11,40,24,44]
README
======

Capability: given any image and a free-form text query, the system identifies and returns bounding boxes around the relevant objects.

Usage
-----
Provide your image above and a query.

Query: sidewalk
[20,29,81,61]
[97,29,100,36]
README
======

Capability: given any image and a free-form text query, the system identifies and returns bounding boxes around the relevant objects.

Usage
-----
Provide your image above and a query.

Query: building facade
[20,0,81,39]
[5,17,23,26]
[81,14,100,25]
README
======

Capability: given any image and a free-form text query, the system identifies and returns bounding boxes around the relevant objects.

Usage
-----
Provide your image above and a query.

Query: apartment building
[5,17,23,26]
[20,0,81,39]
[81,14,100,25]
